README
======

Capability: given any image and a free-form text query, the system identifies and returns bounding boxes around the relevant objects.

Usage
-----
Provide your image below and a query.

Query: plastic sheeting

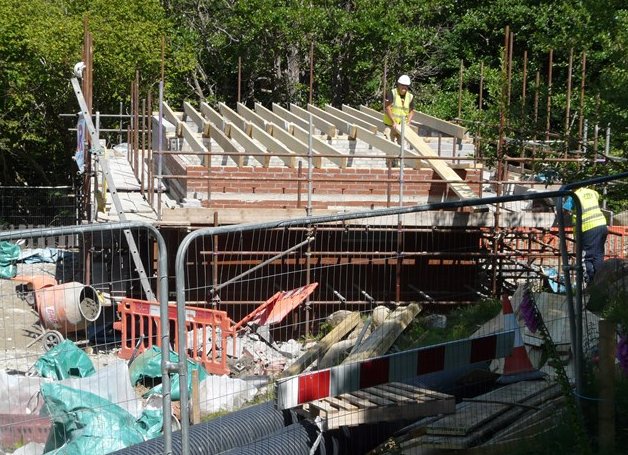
[59,361,143,418]
[0,241,20,279]
[129,346,209,401]
[33,340,96,380]
[40,383,148,455]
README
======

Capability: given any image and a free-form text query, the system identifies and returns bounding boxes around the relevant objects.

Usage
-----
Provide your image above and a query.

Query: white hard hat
[397,75,411,86]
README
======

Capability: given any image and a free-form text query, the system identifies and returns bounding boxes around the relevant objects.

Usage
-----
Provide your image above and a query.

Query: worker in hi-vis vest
[563,187,608,284]
[383,74,415,144]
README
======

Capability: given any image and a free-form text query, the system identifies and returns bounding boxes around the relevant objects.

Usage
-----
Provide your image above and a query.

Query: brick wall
[178,165,483,210]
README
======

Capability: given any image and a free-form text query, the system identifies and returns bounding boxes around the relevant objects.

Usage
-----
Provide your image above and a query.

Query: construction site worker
[563,186,608,284]
[383,75,415,144]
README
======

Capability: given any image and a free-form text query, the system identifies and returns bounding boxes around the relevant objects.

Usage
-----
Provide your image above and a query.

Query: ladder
[71,77,157,302]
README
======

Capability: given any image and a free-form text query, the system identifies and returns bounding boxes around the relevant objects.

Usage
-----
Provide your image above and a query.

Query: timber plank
[303,384,455,431]
[219,102,250,135]
[325,104,378,134]
[162,101,182,135]
[237,102,269,131]
[343,303,422,364]
[200,102,229,134]
[415,383,561,450]
[404,127,479,200]
[183,102,210,136]
[255,102,291,131]
[353,125,424,168]
[272,103,310,131]
[427,380,555,436]
[341,104,385,132]
[290,124,348,169]
[268,123,323,168]
[290,104,336,137]
[206,123,245,167]
[307,104,356,138]
[180,122,209,166]
[226,121,270,167]
[359,105,466,139]
[281,312,361,377]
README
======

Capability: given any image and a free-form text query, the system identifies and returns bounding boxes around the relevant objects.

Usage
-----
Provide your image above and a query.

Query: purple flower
[519,292,538,333]
[617,335,628,375]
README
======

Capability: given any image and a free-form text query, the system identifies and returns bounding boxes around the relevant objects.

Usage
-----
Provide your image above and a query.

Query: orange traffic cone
[497,293,545,384]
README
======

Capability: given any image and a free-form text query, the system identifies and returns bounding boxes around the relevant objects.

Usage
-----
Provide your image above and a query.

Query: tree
[0,0,195,186]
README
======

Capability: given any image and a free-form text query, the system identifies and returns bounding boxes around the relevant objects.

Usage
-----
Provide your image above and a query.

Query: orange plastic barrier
[113,298,234,375]
[607,226,628,258]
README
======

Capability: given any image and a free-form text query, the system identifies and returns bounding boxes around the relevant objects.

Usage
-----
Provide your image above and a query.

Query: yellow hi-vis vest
[383,89,413,126]
[573,188,607,232]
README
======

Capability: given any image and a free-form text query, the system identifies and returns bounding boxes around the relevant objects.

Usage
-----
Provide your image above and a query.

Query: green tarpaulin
[34,340,96,380]
[0,241,20,279]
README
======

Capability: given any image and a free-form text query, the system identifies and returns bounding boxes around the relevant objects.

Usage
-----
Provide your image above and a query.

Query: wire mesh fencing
[0,222,171,455]
[0,184,627,455]
[170,190,605,455]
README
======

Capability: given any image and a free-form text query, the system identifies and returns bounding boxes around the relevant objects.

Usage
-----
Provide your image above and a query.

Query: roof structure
[94,101,561,229]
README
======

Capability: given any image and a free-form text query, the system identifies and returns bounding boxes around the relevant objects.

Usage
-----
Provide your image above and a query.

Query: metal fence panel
[0,222,171,455]
[171,189,612,455]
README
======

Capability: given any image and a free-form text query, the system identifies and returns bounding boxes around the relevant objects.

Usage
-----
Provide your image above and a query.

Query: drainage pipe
[110,401,293,455]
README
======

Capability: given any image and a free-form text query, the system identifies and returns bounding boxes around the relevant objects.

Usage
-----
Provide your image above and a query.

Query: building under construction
[82,94,619,321]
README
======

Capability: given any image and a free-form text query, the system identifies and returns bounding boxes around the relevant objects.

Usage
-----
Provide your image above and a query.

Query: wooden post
[598,319,616,453]
[191,369,201,425]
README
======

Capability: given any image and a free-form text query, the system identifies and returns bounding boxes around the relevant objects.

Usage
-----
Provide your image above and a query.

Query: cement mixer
[13,276,103,350]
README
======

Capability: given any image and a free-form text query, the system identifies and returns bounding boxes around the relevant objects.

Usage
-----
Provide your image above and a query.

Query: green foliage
[0,0,195,185]
[397,298,501,349]
[581,355,628,454]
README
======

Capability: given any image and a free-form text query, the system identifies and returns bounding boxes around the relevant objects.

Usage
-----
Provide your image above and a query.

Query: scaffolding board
[297,382,455,431]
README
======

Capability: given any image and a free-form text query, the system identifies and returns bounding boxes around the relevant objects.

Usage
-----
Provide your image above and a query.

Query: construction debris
[370,380,565,454]
[343,303,422,364]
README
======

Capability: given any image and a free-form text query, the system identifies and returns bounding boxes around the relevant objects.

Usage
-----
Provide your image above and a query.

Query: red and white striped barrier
[275,331,515,410]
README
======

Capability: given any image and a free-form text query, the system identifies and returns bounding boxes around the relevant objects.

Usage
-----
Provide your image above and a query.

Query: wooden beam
[237,102,268,132]
[404,128,479,200]
[180,122,207,153]
[291,124,348,169]
[226,122,270,167]
[183,102,210,136]
[269,123,323,168]
[200,102,229,135]
[354,125,424,168]
[360,105,466,139]
[414,111,466,139]
[207,123,245,167]
[308,104,357,138]
[162,101,182,136]
[341,104,385,132]
[359,104,418,134]
[255,103,291,131]
[280,312,361,378]
[247,121,297,168]
[343,303,422,364]
[290,103,336,138]
[219,102,250,135]
[180,122,209,166]
[159,207,338,226]
[325,104,378,134]
[272,103,310,131]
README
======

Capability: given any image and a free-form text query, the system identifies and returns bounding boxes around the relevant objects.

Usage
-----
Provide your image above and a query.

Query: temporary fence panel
[171,189,603,455]
[0,222,173,455]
